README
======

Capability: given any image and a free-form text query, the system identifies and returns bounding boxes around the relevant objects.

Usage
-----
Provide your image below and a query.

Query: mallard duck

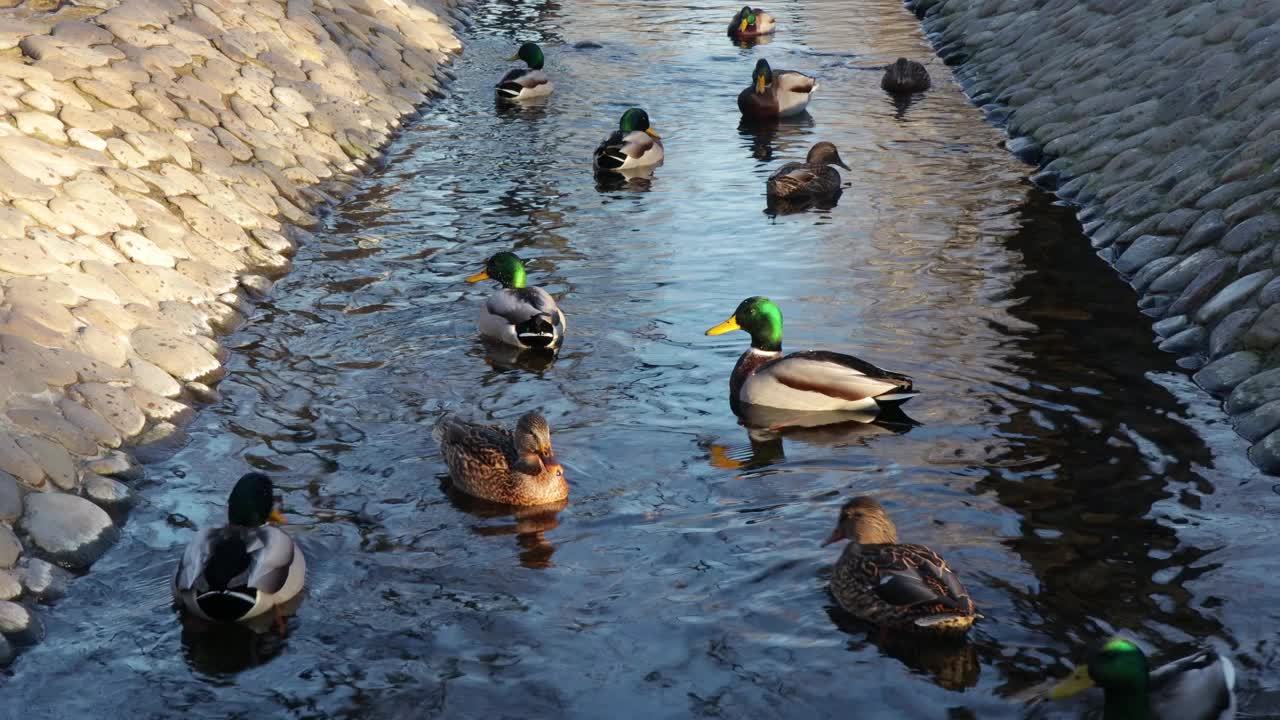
[881,58,931,94]
[433,411,568,506]
[1049,638,1236,720]
[593,108,663,171]
[766,141,849,199]
[738,59,817,120]
[467,251,566,349]
[173,472,306,624]
[704,296,918,412]
[823,497,978,635]
[728,5,776,38]
[496,42,553,100]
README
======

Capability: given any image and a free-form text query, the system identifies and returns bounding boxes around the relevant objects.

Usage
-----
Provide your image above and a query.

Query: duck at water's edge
[173,472,306,627]
[824,497,978,635]
[704,297,917,413]
[738,59,817,120]
[496,42,553,100]
[467,252,566,350]
[767,141,849,200]
[434,412,569,506]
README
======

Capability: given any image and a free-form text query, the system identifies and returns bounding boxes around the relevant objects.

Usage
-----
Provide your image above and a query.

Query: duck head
[468,251,528,289]
[1050,637,1150,700]
[619,107,661,139]
[705,296,783,352]
[228,472,286,527]
[514,412,564,480]
[752,58,773,94]
[822,497,898,546]
[807,141,850,170]
[509,42,545,70]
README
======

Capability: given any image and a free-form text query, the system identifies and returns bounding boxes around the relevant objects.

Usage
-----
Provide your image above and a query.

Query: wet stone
[1158,325,1207,355]
[1176,209,1228,253]
[1194,270,1275,325]
[1210,308,1260,358]
[1132,255,1181,293]
[1167,258,1236,317]
[1236,398,1280,442]
[19,558,71,600]
[1196,350,1262,396]
[83,473,132,508]
[1227,366,1280,414]
[1220,215,1280,254]
[0,569,18,601]
[0,525,19,568]
[0,599,39,644]
[20,492,118,569]
[1153,314,1189,338]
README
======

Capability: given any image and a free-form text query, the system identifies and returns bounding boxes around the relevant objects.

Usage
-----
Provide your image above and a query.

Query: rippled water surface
[9,0,1280,717]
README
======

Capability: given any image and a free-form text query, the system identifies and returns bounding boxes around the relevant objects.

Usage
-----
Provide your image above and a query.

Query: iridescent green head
[618,108,661,139]
[227,472,285,527]
[736,6,758,31]
[705,296,783,352]
[1050,638,1151,717]
[752,58,773,93]
[467,251,527,289]
[509,42,544,70]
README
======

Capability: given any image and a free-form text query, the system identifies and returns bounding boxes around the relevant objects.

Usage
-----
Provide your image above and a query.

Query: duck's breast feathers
[1149,649,1236,720]
[497,68,552,98]
[595,130,663,170]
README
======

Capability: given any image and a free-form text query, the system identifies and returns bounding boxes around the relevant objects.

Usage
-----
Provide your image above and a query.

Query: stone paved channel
[910,0,1280,471]
[0,0,465,662]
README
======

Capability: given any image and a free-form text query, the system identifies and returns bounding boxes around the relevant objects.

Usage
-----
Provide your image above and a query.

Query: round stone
[83,473,132,508]
[131,327,221,382]
[19,557,71,600]
[0,473,20,524]
[0,525,20,568]
[0,569,20,600]
[20,492,118,568]
[0,599,39,644]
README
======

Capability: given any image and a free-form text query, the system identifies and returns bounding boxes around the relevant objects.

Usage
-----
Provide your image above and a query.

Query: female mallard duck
[433,411,568,506]
[767,141,850,199]
[467,251,566,349]
[738,59,817,120]
[728,6,776,39]
[593,108,663,171]
[704,296,917,412]
[173,472,306,624]
[496,42,553,100]
[1049,638,1236,720]
[824,497,978,635]
[881,58,931,94]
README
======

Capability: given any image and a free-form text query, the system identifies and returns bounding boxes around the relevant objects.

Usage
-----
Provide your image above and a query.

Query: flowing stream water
[7,0,1280,717]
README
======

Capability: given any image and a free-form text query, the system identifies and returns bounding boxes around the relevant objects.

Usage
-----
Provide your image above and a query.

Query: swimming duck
[173,472,306,624]
[467,252,566,350]
[593,108,664,171]
[728,6,776,39]
[824,497,978,635]
[881,58,931,94]
[766,141,850,199]
[738,59,817,120]
[433,411,568,506]
[496,42,553,100]
[704,297,917,412]
[1049,638,1236,720]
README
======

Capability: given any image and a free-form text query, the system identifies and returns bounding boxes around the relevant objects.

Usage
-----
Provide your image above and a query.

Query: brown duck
[433,412,568,506]
[766,141,849,199]
[881,58,931,94]
[824,497,978,635]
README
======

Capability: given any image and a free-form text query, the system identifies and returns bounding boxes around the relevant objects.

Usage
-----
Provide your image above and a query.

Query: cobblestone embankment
[0,0,464,660]
[909,0,1280,471]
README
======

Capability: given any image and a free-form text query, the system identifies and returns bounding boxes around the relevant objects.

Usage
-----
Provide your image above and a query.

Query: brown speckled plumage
[825,497,977,635]
[433,412,568,506]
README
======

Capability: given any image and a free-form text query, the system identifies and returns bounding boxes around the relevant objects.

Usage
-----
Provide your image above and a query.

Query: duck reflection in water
[442,480,566,569]
[179,593,302,675]
[826,605,981,691]
[706,405,918,471]
[737,114,814,163]
[593,163,657,193]
[476,339,559,373]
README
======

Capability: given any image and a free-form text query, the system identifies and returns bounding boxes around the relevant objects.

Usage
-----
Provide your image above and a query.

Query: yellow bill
[739,18,749,32]
[705,315,741,336]
[269,508,287,524]
[1048,666,1095,700]
[755,75,767,93]
[645,127,662,139]
[506,54,519,61]
[466,270,491,283]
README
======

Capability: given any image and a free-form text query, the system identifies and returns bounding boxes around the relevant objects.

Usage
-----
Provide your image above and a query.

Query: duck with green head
[173,472,306,624]
[738,58,818,120]
[728,5,776,39]
[593,108,664,172]
[704,297,917,413]
[497,42,553,100]
[434,411,568,506]
[467,251,566,350]
[1049,638,1236,720]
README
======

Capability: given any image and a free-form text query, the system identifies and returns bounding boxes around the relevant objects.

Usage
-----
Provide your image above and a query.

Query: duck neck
[731,346,780,400]
[1102,686,1148,720]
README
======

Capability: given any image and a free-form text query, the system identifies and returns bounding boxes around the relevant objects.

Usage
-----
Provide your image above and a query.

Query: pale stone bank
[0,0,466,659]
[908,0,1280,471]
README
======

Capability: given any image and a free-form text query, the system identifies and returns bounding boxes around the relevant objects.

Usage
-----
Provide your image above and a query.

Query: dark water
[8,1,1280,718]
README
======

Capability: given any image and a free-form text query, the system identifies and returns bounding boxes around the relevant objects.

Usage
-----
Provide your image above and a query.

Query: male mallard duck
[881,58,931,94]
[738,59,817,120]
[766,141,850,199]
[496,42,553,100]
[1049,638,1236,720]
[467,251,566,349]
[173,472,306,624]
[728,5,776,38]
[433,411,568,506]
[824,497,978,635]
[593,108,663,171]
[704,296,918,412]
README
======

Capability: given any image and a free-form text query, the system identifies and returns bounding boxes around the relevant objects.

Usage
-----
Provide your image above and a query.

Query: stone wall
[907,0,1280,471]
[0,0,464,661]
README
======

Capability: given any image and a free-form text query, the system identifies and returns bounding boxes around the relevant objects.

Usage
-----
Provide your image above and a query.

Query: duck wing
[434,413,517,465]
[496,68,550,97]
[762,350,914,402]
[1149,649,1236,720]
[486,287,560,325]
[768,162,839,198]
[860,544,974,616]
[774,69,818,94]
[175,527,218,591]
[245,526,297,594]
[594,130,658,170]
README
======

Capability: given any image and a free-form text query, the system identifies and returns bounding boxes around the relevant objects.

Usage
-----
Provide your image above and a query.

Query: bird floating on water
[738,59,817,120]
[593,108,664,171]
[434,411,569,506]
[727,5,776,39]
[496,42,553,100]
[467,252,566,350]
[766,141,849,200]
[881,58,931,94]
